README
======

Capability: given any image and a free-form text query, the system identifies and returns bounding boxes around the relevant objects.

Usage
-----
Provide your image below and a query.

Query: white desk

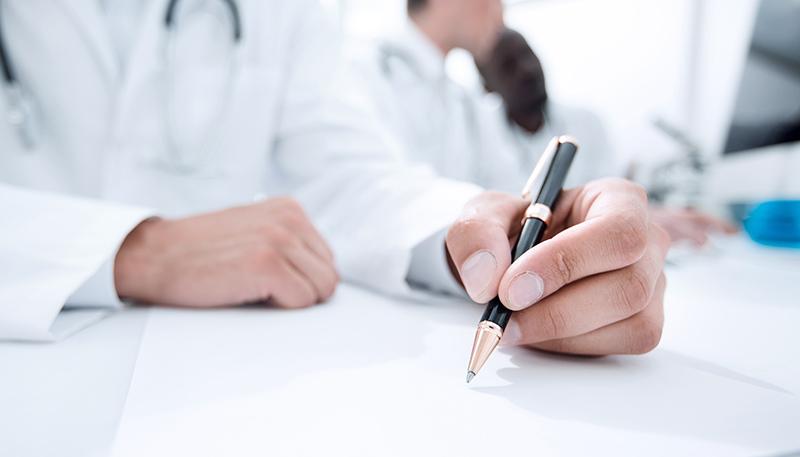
[0,309,148,457]
[2,236,799,457]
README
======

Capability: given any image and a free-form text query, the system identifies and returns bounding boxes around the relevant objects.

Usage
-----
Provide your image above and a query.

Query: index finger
[498,178,651,311]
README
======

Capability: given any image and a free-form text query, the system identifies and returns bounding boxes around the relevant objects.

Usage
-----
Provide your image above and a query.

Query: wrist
[114,217,166,302]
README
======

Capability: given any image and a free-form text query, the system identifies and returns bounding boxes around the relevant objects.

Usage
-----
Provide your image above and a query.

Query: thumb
[445,192,526,303]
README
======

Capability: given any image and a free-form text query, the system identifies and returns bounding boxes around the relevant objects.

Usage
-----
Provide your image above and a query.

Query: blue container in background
[743,200,800,249]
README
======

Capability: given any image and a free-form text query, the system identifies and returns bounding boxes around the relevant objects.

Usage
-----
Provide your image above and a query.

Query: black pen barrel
[481,217,548,329]
[468,137,580,381]
[535,141,578,207]
[479,139,578,331]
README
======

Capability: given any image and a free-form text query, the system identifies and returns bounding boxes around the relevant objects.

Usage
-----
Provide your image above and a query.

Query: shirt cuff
[407,228,469,298]
[66,256,122,309]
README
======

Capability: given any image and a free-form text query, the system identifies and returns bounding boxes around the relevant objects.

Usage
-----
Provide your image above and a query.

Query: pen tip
[466,371,475,383]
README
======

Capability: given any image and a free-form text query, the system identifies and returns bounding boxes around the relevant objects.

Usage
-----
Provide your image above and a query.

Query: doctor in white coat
[349,0,617,195]
[478,27,738,245]
[348,0,533,194]
[0,0,670,359]
[476,27,621,188]
[0,0,483,340]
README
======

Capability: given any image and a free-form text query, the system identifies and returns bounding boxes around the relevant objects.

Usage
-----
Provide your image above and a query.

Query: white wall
[690,0,760,158]
[496,0,694,168]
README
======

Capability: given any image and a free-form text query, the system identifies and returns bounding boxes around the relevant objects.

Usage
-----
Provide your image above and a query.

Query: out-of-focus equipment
[744,200,800,249]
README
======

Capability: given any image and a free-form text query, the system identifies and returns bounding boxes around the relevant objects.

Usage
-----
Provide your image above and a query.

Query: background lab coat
[485,96,622,189]
[0,0,481,341]
[350,21,620,194]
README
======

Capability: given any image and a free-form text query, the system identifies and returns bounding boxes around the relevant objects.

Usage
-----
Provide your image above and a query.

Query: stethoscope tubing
[0,0,242,154]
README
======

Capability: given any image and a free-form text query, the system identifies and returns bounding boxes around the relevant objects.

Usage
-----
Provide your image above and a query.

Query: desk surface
[2,236,799,457]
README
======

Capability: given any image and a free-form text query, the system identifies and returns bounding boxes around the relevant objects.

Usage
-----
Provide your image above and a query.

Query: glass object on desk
[743,199,800,249]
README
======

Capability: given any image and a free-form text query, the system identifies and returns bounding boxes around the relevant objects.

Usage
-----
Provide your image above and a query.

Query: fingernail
[460,250,496,300]
[508,272,544,310]
[502,319,521,346]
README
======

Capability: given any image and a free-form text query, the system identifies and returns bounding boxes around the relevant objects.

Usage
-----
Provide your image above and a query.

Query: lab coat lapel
[55,0,120,88]
[122,0,166,80]
[108,0,164,140]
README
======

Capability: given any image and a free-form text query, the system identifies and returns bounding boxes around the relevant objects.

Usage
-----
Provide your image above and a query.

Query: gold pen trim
[558,134,580,149]
[466,321,503,382]
[467,135,580,383]
[522,136,580,201]
[523,203,552,226]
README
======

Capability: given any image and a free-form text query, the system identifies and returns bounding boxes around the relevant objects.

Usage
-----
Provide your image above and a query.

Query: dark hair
[407,0,427,13]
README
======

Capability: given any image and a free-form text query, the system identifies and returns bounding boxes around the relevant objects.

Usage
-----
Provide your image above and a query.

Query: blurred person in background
[352,0,731,246]
[477,27,737,246]
[476,27,617,186]
[349,0,533,193]
[350,0,618,192]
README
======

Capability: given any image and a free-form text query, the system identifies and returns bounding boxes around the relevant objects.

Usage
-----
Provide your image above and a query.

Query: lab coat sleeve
[0,184,152,341]
[407,228,469,297]
[272,2,483,297]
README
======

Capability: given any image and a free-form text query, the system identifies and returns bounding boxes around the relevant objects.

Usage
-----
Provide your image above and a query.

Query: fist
[446,178,670,355]
[115,197,339,309]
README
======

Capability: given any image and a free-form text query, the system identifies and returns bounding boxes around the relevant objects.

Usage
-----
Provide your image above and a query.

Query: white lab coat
[348,22,527,195]
[484,95,622,189]
[350,22,619,193]
[0,0,481,341]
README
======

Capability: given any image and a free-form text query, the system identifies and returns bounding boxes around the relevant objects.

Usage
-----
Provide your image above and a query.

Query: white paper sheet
[111,241,800,457]
[0,309,149,457]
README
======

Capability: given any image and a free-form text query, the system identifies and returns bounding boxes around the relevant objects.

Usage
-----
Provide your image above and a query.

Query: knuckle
[276,196,301,210]
[553,248,578,286]
[468,190,515,211]
[283,206,309,227]
[614,212,649,264]
[251,244,279,269]
[263,225,295,248]
[617,266,652,315]
[540,306,570,340]
[270,197,307,223]
[263,196,289,211]
[627,316,663,354]
[447,217,502,244]
[609,178,648,202]
[475,190,502,202]
[601,177,645,196]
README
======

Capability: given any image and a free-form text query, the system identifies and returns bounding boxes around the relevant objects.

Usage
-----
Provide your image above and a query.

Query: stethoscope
[0,0,242,161]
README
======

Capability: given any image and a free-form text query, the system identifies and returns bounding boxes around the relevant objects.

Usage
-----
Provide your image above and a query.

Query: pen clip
[521,136,560,201]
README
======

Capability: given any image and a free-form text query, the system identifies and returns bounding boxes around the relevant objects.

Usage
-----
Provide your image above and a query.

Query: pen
[466,135,579,383]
